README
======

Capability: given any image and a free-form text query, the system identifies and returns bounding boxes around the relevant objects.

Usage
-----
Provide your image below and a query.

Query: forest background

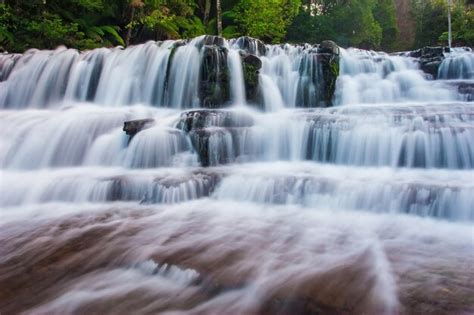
[0,0,472,53]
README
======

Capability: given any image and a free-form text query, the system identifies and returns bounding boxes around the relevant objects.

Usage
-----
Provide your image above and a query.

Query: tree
[216,0,222,36]
[373,0,398,51]
[412,0,447,47]
[438,0,473,47]
[232,0,301,43]
[286,0,387,49]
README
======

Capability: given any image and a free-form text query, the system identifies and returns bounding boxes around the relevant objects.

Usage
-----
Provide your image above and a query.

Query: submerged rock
[176,109,254,132]
[445,81,474,101]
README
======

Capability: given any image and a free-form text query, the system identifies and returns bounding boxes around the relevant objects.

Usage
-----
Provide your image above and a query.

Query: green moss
[320,54,340,106]
[242,59,261,104]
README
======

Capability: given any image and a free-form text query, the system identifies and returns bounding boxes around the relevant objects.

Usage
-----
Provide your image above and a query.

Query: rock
[318,40,340,55]
[409,46,450,79]
[235,36,267,56]
[176,109,255,166]
[123,118,155,140]
[165,40,187,88]
[176,109,254,133]
[0,53,21,81]
[317,40,340,107]
[241,53,262,105]
[445,81,474,101]
[242,54,262,69]
[202,35,226,48]
[199,45,230,108]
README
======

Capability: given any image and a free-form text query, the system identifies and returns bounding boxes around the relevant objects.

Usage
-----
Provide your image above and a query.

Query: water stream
[1,36,473,314]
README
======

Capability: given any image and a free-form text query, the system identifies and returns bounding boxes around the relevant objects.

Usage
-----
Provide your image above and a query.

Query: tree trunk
[125,6,135,46]
[216,0,222,37]
[200,0,211,26]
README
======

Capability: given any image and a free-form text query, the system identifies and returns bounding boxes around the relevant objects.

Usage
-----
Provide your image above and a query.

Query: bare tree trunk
[216,0,222,37]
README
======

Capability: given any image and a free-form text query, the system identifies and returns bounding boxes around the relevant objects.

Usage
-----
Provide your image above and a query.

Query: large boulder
[318,40,340,55]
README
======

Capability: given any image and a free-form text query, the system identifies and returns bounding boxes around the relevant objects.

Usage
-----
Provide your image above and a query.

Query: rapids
[0,36,473,314]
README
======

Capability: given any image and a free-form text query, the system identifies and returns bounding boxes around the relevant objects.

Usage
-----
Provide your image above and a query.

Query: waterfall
[1,36,473,314]
[227,49,246,105]
[438,48,474,79]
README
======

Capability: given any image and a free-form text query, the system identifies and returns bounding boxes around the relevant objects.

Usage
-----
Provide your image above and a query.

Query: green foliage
[1,0,469,52]
[126,0,206,41]
[373,0,398,51]
[412,0,447,47]
[411,0,473,48]
[439,4,474,47]
[411,0,472,48]
[286,0,387,49]
[232,0,301,43]
[1,0,127,51]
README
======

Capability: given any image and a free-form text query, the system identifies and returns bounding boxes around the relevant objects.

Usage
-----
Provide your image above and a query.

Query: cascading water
[1,36,473,314]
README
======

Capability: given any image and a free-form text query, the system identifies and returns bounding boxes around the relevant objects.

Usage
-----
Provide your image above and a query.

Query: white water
[227,49,247,105]
[0,37,473,314]
[438,47,474,80]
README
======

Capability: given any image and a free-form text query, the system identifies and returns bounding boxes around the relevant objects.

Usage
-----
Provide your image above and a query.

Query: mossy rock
[241,53,262,105]
[199,45,230,108]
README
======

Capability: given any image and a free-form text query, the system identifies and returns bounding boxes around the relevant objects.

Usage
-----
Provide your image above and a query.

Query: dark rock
[123,118,155,140]
[176,109,255,166]
[234,36,267,56]
[318,40,340,55]
[243,54,262,69]
[202,35,226,48]
[241,53,262,104]
[199,45,230,108]
[176,109,254,133]
[164,40,187,91]
[314,40,340,107]
[409,46,450,79]
[0,54,21,81]
[445,81,474,101]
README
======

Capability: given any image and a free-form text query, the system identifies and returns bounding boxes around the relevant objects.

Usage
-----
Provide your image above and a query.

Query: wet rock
[202,35,226,48]
[311,40,340,107]
[241,53,262,105]
[165,40,187,85]
[199,45,230,108]
[445,81,474,101]
[318,40,340,55]
[176,109,254,166]
[123,118,155,140]
[0,53,21,81]
[235,36,267,56]
[176,109,254,133]
[409,46,450,79]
